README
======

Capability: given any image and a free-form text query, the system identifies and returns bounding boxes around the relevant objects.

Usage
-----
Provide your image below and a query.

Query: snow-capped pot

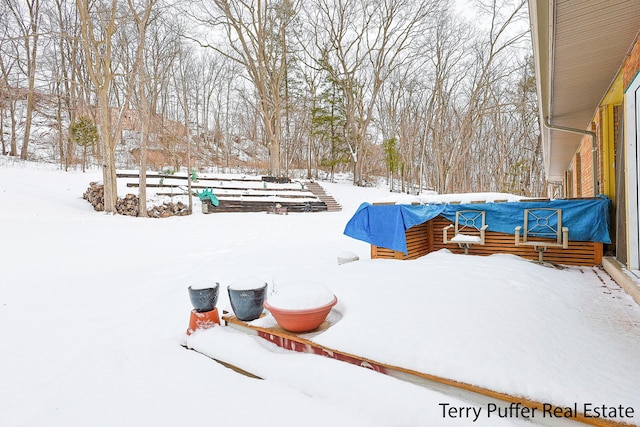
[188,283,220,313]
[264,281,337,332]
[228,277,268,321]
[264,296,337,333]
[267,280,334,310]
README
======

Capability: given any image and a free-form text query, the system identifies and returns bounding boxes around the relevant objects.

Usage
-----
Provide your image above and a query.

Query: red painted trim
[257,330,387,374]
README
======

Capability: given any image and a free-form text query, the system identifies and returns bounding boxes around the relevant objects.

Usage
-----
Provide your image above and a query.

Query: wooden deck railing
[370,216,603,266]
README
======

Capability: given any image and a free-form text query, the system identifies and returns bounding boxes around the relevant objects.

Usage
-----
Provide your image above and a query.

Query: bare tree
[307,0,444,185]
[442,0,529,193]
[0,13,19,156]
[127,0,158,217]
[192,0,300,177]
[0,0,545,198]
[3,0,41,160]
[173,41,198,211]
[46,0,86,170]
[76,0,130,213]
[376,68,430,193]
[414,10,470,193]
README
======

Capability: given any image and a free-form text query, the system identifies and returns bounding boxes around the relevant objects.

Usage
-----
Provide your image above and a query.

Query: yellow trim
[601,105,615,200]
[602,74,624,105]
[600,73,624,201]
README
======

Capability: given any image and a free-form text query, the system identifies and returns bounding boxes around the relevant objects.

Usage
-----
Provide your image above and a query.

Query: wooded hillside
[0,0,544,198]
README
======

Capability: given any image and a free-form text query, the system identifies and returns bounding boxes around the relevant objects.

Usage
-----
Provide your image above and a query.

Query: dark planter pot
[188,283,220,313]
[228,282,268,321]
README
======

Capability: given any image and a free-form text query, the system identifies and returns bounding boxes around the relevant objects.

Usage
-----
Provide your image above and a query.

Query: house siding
[563,34,640,200]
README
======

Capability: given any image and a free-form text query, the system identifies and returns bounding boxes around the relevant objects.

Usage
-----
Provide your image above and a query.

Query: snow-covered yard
[1,158,639,426]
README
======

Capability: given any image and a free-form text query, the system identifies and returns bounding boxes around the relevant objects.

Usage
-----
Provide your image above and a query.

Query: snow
[451,233,482,243]
[228,276,268,291]
[267,280,335,310]
[189,281,220,290]
[1,157,639,426]
[370,190,524,205]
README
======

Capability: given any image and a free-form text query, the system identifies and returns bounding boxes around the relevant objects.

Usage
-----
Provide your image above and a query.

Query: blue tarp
[343,197,612,254]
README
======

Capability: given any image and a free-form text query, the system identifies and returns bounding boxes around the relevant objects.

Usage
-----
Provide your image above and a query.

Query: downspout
[543,118,599,196]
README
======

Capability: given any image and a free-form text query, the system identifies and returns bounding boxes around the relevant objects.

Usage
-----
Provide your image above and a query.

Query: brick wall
[583,124,596,197]
[566,135,594,198]
[568,159,578,198]
[575,150,583,196]
[624,34,640,89]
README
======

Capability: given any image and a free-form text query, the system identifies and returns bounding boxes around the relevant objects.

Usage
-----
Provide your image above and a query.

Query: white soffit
[530,0,640,181]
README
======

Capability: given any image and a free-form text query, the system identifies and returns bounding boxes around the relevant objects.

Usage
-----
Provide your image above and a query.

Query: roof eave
[528,0,556,181]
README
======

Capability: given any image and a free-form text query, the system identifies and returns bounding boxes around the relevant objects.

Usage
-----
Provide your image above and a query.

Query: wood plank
[372,216,604,266]
[426,220,434,254]
[202,198,327,213]
[223,315,634,427]
[125,182,307,192]
[117,172,262,182]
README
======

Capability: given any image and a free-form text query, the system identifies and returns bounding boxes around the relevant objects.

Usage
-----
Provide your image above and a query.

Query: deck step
[305,181,342,212]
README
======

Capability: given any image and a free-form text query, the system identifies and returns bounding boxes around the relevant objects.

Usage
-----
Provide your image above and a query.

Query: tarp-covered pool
[343,197,611,254]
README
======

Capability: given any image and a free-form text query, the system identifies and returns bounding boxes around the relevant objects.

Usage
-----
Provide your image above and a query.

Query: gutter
[543,118,599,196]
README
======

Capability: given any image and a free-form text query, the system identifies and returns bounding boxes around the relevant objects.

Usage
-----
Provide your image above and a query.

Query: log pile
[83,183,190,218]
[148,200,190,218]
[116,193,139,216]
[83,182,104,211]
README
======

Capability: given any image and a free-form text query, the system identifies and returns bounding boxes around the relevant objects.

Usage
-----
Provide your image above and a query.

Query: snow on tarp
[342,203,446,255]
[343,197,612,254]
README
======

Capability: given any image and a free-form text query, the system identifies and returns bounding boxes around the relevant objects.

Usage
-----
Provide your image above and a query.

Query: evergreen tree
[311,76,350,181]
[70,116,98,173]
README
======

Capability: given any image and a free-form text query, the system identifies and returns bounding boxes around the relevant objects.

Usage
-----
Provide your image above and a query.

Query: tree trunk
[77,0,123,213]
[10,101,17,156]
[97,86,117,213]
[0,109,5,155]
[19,0,40,160]
[128,0,157,218]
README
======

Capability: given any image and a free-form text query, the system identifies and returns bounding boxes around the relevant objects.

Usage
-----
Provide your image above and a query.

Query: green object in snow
[196,188,219,206]
[191,169,198,181]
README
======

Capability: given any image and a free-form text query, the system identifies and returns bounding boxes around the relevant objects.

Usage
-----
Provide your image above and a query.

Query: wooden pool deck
[371,216,603,266]
[213,313,632,427]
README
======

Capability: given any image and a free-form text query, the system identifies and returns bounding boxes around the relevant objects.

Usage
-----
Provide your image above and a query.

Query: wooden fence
[371,216,603,266]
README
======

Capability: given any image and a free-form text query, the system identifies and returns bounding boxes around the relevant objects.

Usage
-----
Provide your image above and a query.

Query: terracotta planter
[264,296,337,333]
[186,307,220,335]
[228,279,267,321]
[188,283,220,313]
